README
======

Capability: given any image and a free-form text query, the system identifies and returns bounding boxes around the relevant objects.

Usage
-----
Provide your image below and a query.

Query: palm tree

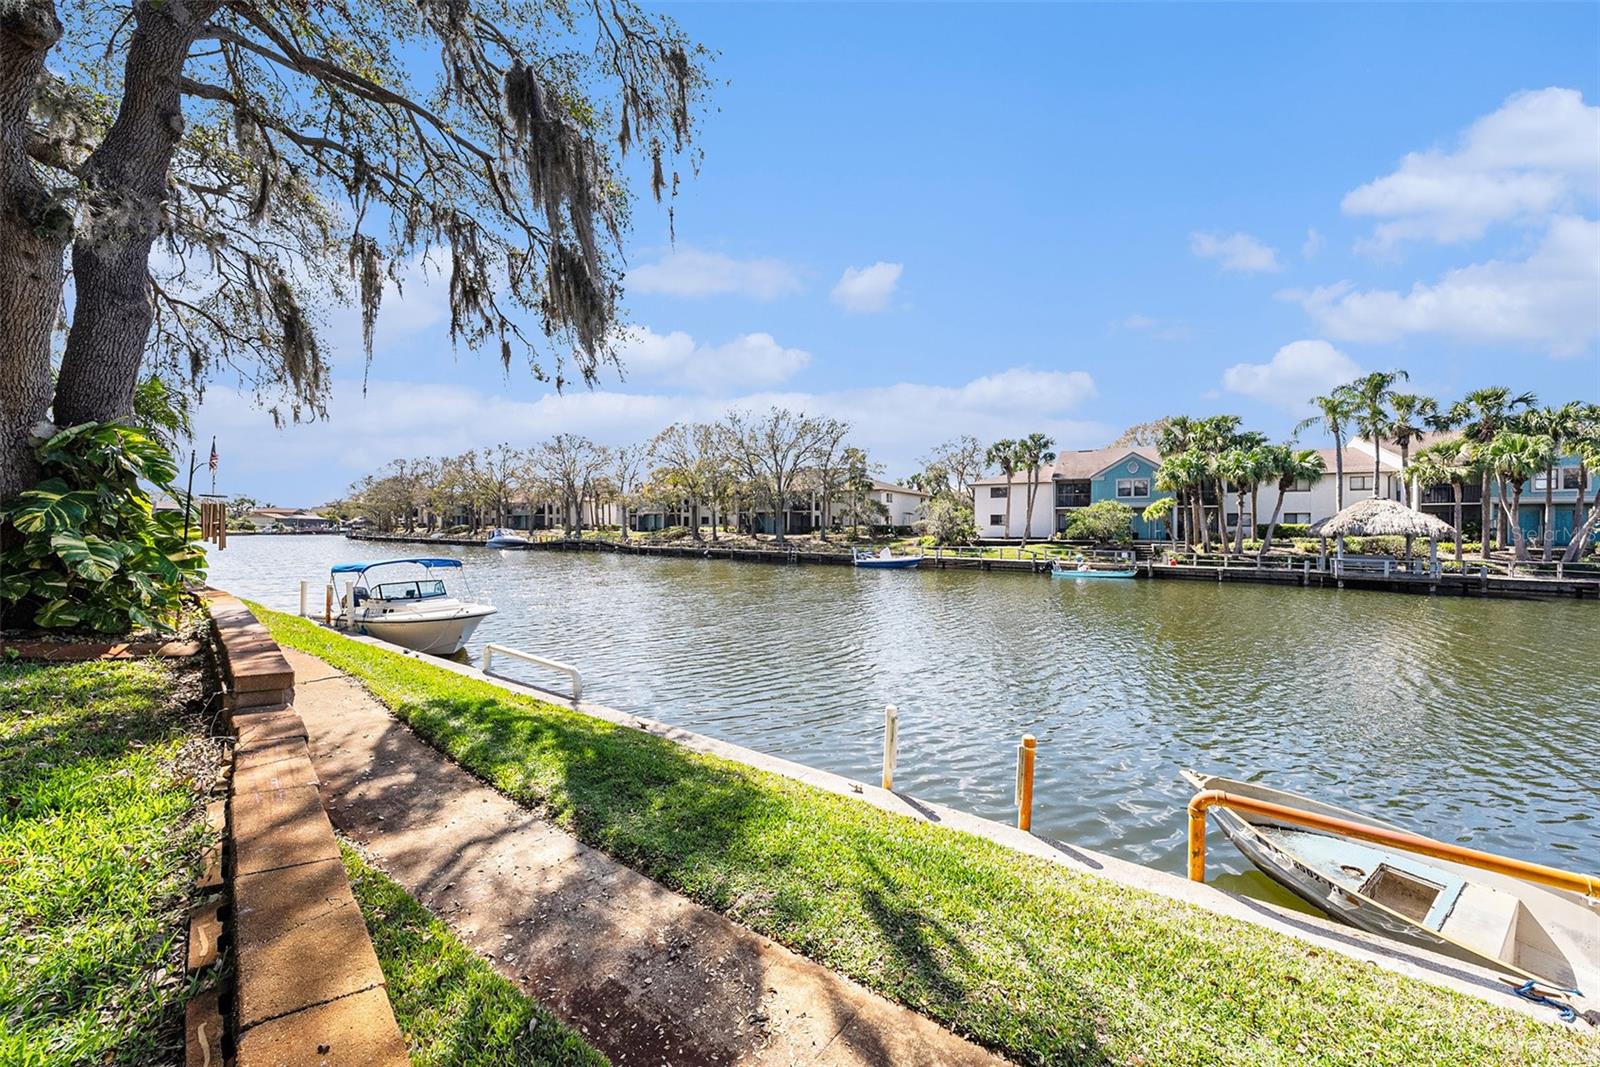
[1348,370,1407,500]
[1258,447,1326,561]
[1562,411,1600,563]
[1387,391,1437,508]
[1214,447,1258,554]
[985,438,1019,539]
[1014,432,1057,549]
[1157,450,1208,551]
[1194,415,1241,546]
[1561,405,1600,563]
[1522,403,1583,560]
[1447,387,1536,555]
[1406,441,1476,567]
[1297,387,1357,511]
[1484,432,1555,561]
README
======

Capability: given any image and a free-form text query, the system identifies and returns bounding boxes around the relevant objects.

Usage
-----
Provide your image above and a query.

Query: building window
[1349,474,1374,491]
[883,493,894,504]
[1564,468,1583,490]
[989,514,1005,526]
[1115,477,1150,498]
[1283,512,1311,525]
[1288,477,1314,493]
[989,486,1008,498]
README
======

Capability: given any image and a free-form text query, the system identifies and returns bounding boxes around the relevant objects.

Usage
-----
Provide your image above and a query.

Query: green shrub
[1257,522,1310,539]
[915,498,976,545]
[1054,500,1134,544]
[1,423,204,633]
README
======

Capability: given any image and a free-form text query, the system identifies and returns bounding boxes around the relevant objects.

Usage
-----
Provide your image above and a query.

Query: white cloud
[1189,231,1282,273]
[194,366,1105,503]
[1221,340,1362,412]
[627,247,803,300]
[1342,87,1599,249]
[1292,215,1600,357]
[830,262,903,312]
[615,326,810,391]
[1302,228,1324,260]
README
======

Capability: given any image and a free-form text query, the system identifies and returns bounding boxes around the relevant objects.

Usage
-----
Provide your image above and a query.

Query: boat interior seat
[1439,883,1525,963]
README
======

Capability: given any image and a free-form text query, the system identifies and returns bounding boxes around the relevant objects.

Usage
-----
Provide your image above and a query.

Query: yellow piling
[882,704,898,791]
[1016,734,1037,831]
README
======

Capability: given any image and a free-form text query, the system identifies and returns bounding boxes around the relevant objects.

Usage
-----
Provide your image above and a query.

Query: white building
[872,480,930,529]
[971,446,1164,541]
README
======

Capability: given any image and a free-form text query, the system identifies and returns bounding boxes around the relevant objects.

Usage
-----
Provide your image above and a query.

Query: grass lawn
[341,843,605,1066]
[253,605,1596,1067]
[0,657,219,1067]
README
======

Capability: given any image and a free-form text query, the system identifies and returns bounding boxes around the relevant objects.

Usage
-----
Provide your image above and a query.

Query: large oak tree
[0,0,708,500]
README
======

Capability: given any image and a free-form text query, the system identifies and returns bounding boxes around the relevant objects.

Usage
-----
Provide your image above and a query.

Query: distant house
[870,480,930,530]
[245,507,336,531]
[972,446,1169,540]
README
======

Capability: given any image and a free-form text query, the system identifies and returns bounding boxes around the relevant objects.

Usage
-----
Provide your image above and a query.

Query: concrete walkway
[285,648,1009,1067]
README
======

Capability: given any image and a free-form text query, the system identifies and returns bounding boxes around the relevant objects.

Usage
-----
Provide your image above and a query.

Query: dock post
[882,704,898,791]
[1015,734,1037,831]
[324,584,333,625]
[299,580,309,617]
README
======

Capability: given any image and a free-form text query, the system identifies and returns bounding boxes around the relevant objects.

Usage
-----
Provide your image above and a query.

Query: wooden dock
[344,533,1596,598]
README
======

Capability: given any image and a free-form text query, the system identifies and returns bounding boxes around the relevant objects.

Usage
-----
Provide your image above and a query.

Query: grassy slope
[254,606,1596,1067]
[0,659,211,1067]
[341,843,605,1067]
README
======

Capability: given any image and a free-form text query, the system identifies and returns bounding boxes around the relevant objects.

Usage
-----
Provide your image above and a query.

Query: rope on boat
[1510,979,1578,1023]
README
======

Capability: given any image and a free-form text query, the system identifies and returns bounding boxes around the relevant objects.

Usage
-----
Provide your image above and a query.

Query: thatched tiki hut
[1310,499,1459,577]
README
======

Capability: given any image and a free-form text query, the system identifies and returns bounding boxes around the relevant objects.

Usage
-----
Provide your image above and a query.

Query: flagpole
[209,435,217,496]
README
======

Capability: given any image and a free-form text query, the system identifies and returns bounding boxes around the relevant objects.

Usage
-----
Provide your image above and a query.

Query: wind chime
[199,500,228,549]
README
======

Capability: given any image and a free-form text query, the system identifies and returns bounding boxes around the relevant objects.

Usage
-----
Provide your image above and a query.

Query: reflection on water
[210,535,1598,882]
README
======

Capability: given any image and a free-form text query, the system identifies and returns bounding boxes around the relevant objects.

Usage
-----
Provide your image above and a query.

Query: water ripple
[211,538,1600,877]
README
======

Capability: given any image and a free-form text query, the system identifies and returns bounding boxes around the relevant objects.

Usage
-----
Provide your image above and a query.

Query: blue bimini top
[329,558,464,575]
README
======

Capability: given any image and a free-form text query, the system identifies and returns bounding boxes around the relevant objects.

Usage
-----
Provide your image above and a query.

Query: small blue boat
[1051,560,1137,579]
[853,548,923,570]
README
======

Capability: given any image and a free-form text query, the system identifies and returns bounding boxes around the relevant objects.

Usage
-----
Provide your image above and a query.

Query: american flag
[208,437,218,473]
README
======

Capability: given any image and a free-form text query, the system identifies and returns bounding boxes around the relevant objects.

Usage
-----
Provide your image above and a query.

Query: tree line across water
[336,377,1600,567]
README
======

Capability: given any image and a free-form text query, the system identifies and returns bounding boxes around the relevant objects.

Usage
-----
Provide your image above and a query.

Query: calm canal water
[210,535,1598,892]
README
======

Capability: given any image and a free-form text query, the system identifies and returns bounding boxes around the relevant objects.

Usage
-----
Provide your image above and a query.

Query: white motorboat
[329,557,496,654]
[486,527,532,548]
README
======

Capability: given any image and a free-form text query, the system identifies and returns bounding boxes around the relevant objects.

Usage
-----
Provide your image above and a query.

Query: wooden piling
[1016,734,1037,831]
[882,705,898,791]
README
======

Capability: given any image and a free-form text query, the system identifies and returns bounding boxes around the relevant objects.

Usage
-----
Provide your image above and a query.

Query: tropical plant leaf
[34,599,85,628]
[7,481,94,534]
[50,532,123,582]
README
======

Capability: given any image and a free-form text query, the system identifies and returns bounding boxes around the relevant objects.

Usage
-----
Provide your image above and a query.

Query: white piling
[882,704,898,791]
[299,580,309,617]
[343,581,355,628]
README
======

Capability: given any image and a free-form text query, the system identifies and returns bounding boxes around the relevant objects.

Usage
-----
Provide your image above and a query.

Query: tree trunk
[1259,485,1287,562]
[1372,437,1382,500]
[1541,467,1555,561]
[1480,470,1494,555]
[1232,489,1247,554]
[1400,441,1412,507]
[1562,481,1599,563]
[1452,487,1463,566]
[1003,470,1014,541]
[54,3,220,428]
[0,2,68,503]
[1333,431,1346,511]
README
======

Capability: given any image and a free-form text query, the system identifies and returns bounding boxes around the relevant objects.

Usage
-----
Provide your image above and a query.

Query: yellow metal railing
[1186,790,1600,900]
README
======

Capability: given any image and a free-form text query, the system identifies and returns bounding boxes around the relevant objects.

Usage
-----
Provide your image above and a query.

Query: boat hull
[853,557,922,570]
[1051,567,1136,579]
[357,607,495,654]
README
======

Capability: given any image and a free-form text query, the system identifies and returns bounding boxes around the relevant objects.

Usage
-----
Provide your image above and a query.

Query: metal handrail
[482,643,582,702]
[1186,790,1600,900]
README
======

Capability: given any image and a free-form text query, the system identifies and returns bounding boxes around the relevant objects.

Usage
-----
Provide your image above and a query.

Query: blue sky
[195,2,1600,504]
